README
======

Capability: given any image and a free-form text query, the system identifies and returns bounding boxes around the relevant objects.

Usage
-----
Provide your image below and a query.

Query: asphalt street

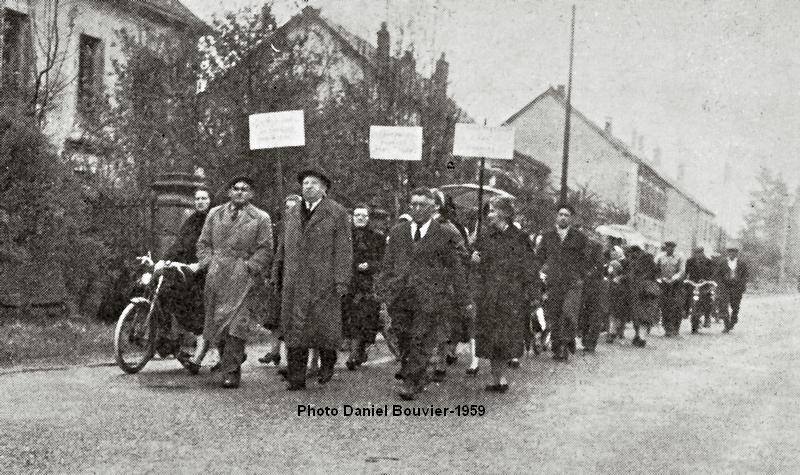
[1,294,799,474]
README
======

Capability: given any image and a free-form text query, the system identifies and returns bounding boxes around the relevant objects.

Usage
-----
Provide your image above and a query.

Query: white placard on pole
[453,124,515,160]
[369,126,423,161]
[248,110,305,150]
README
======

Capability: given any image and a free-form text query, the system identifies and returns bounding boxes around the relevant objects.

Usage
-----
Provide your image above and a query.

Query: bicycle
[684,279,720,333]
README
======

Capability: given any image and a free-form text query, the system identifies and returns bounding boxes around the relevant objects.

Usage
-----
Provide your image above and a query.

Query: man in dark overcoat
[275,169,353,390]
[536,204,589,361]
[191,177,273,388]
[376,188,473,400]
[716,242,749,332]
[343,204,385,370]
[577,239,608,352]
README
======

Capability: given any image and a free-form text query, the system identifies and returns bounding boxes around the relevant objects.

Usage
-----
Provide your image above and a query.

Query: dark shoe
[465,366,480,376]
[398,382,419,400]
[258,351,281,366]
[431,369,447,382]
[176,352,200,375]
[286,381,306,391]
[691,329,699,334]
[221,370,241,389]
[317,366,334,385]
[277,367,288,378]
[567,340,577,354]
[394,371,405,381]
[445,354,458,366]
[508,359,521,368]
[632,337,646,348]
[485,383,510,393]
[345,359,358,371]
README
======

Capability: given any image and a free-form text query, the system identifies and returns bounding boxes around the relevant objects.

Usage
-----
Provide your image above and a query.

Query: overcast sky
[183,0,800,232]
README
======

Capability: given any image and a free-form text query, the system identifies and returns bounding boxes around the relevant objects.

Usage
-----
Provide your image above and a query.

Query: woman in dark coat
[471,196,538,392]
[161,187,210,336]
[627,245,660,347]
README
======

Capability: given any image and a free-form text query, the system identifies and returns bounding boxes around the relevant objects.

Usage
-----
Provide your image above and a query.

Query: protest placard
[452,124,515,160]
[248,110,305,150]
[369,126,423,161]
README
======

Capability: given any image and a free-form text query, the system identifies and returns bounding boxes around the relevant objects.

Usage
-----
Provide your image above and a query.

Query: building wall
[4,0,191,156]
[508,93,638,212]
[284,16,371,102]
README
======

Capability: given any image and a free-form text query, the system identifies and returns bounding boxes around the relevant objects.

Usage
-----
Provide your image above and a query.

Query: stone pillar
[151,172,205,259]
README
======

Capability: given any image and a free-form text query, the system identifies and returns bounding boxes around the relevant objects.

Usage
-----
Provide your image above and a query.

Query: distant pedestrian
[536,204,589,361]
[655,240,685,337]
[627,245,660,347]
[716,242,748,333]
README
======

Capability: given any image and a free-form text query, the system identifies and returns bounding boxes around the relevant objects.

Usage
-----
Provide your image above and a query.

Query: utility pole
[559,5,576,205]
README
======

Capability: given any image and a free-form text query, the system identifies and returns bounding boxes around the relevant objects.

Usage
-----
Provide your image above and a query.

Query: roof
[504,87,715,217]
[115,0,208,32]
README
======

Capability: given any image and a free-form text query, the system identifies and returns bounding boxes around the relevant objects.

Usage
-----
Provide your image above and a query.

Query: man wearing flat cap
[716,242,748,332]
[187,176,273,388]
[274,167,353,390]
[655,240,685,337]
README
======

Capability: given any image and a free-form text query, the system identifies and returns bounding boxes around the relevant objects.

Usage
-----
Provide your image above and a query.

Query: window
[637,172,667,221]
[1,9,30,89]
[77,34,104,122]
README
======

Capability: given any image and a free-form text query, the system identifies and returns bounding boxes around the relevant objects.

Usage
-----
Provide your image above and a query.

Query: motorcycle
[683,279,720,333]
[113,254,200,374]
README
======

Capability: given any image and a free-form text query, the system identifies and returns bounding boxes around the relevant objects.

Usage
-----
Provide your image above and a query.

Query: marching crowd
[153,169,749,401]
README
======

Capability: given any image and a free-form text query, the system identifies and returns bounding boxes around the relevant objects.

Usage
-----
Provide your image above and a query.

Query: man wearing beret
[274,168,353,390]
[184,176,273,388]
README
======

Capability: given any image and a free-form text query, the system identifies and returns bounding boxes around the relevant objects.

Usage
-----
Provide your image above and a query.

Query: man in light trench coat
[189,176,273,388]
[274,168,353,390]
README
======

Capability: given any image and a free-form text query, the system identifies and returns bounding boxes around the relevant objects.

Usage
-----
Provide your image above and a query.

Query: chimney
[677,162,686,182]
[301,6,320,17]
[604,117,613,135]
[376,22,391,103]
[377,22,390,61]
[556,84,565,97]
[638,135,645,152]
[432,52,449,94]
[652,147,662,166]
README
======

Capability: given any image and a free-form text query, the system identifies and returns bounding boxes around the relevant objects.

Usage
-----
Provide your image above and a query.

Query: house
[504,86,723,254]
[1,0,206,166]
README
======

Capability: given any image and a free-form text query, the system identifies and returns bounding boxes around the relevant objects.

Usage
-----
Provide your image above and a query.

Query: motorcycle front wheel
[114,302,156,374]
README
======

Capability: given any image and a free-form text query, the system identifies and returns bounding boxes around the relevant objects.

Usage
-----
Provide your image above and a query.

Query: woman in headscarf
[471,196,538,392]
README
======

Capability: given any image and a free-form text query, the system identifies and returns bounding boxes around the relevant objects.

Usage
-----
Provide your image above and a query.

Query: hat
[556,203,576,215]
[490,195,516,217]
[664,240,677,248]
[227,175,255,189]
[297,168,331,188]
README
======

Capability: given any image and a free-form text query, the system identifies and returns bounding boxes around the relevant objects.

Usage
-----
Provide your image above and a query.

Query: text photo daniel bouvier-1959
[1,1,798,473]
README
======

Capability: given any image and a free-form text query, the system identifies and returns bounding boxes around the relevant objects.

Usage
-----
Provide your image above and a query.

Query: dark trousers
[391,291,438,389]
[579,279,607,349]
[659,282,684,334]
[287,347,336,385]
[545,280,584,351]
[219,332,246,376]
[726,286,744,326]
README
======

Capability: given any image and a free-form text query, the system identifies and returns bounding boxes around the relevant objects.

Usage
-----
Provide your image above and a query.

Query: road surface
[1,295,799,473]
